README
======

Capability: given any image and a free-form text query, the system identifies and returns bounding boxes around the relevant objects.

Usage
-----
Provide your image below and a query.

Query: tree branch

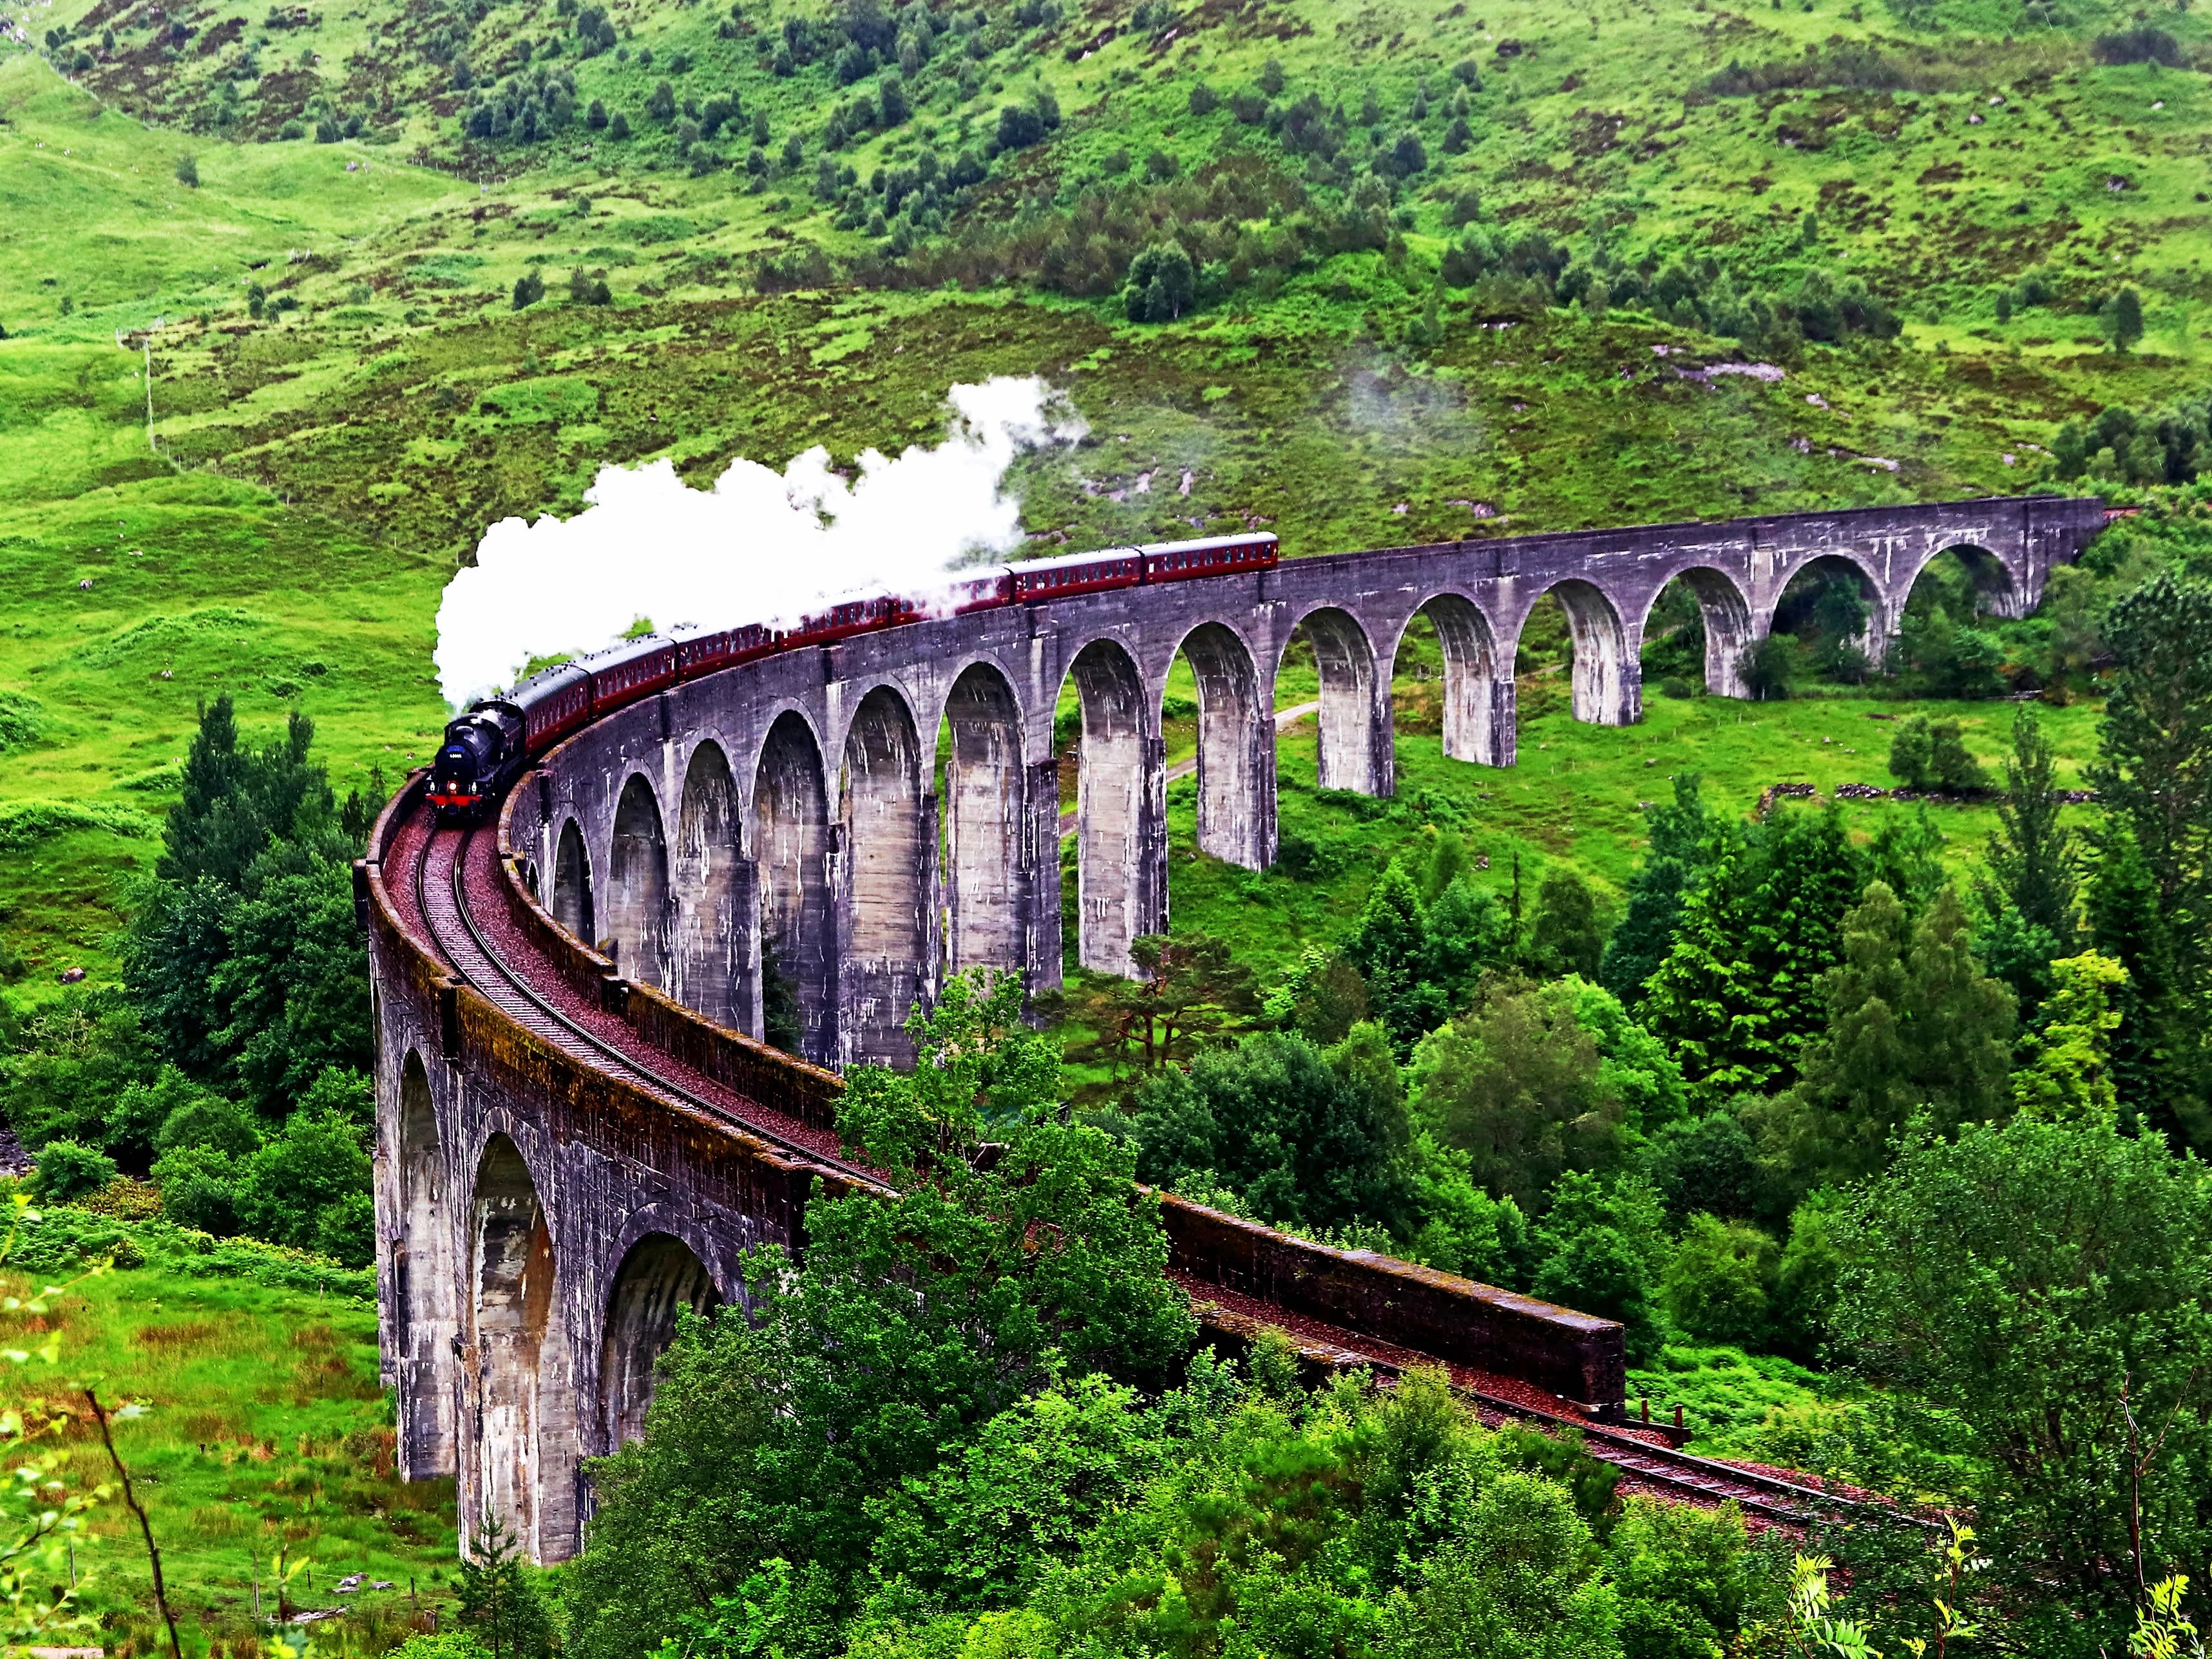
[84,1389,182,1659]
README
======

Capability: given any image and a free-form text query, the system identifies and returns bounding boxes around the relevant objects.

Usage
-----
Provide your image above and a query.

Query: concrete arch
[396,1050,456,1480]
[673,742,749,1032]
[1527,578,1637,728]
[1920,541,2026,620]
[1173,620,1275,871]
[1061,636,1165,977]
[839,685,930,1065]
[1648,566,1755,699]
[941,661,1027,976]
[1769,551,1889,670]
[1287,607,1388,797]
[608,774,671,989]
[598,1232,721,1451]
[469,1132,575,1560]
[551,817,595,945]
[1404,593,1511,769]
[754,711,837,1063]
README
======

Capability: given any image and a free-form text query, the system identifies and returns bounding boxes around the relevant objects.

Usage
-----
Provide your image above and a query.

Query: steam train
[428,531,1279,824]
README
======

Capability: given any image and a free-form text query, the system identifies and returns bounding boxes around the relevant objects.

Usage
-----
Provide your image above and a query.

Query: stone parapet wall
[1161,1196,1625,1410]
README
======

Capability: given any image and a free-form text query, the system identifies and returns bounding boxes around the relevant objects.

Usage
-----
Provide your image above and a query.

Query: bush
[236,1108,373,1266]
[995,103,1047,150]
[511,270,545,309]
[1887,716,1985,793]
[37,1139,119,1203]
[1741,634,1795,701]
[1663,1213,1778,1346]
[1386,130,1427,177]
[1187,82,1219,116]
[175,153,199,187]
[2093,24,2181,63]
[152,1142,242,1235]
[1123,242,1197,321]
[1650,1111,1762,1222]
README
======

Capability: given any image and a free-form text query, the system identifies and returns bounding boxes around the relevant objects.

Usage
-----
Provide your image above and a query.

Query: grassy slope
[0,1261,460,1652]
[1163,687,2104,984]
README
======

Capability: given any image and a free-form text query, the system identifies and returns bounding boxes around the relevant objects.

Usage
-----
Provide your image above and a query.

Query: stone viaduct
[367,493,2105,1561]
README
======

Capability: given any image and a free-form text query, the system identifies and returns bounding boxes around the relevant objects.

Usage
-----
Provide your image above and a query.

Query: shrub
[609,110,631,140]
[151,1142,242,1235]
[511,270,545,309]
[1886,715,1985,793]
[236,1107,373,1266]
[1663,1213,1779,1345]
[37,1139,118,1204]
[1701,43,1905,95]
[645,79,676,122]
[175,153,199,187]
[2093,24,2181,63]
[1741,634,1795,700]
[1187,82,1219,116]
[995,103,1047,150]
[1124,242,1197,321]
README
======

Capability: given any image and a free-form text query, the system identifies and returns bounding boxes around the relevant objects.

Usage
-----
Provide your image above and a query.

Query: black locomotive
[428,703,526,825]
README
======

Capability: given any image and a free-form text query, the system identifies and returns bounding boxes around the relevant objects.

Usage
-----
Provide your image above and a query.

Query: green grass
[0,1258,460,1655]
[1146,683,2102,985]
[1628,1343,1839,1454]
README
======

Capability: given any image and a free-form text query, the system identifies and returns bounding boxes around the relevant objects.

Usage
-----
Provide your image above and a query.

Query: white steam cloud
[434,375,1086,707]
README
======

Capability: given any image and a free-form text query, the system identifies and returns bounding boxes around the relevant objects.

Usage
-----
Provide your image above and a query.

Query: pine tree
[1597,773,1713,1006]
[1760,883,2014,1190]
[1985,706,2079,949]
[457,1510,555,1659]
[1642,806,1867,1106]
[2110,285,2144,352]
[2092,573,2212,1000]
[1348,858,1443,1052]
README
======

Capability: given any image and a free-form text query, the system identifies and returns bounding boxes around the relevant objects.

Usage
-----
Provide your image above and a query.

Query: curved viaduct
[366,494,2104,1561]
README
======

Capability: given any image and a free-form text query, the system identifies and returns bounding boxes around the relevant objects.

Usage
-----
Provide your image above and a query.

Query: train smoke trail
[433,375,1085,707]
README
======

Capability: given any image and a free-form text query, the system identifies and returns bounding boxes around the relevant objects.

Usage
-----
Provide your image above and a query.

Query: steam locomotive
[426,531,1279,824]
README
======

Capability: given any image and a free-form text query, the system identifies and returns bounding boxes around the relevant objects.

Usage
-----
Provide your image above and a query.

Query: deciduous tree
[1833,1114,2212,1627]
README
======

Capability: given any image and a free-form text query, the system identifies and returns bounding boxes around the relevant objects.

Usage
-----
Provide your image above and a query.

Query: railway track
[400,797,1884,1531]
[1465,1389,1878,1528]
[413,815,881,1188]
